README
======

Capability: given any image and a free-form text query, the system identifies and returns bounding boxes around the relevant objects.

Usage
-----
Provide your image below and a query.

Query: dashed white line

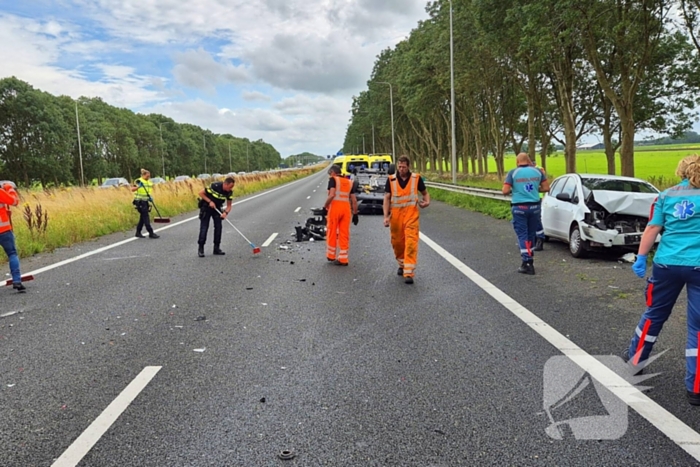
[52,366,162,467]
[294,207,301,213]
[262,233,278,247]
[420,232,700,461]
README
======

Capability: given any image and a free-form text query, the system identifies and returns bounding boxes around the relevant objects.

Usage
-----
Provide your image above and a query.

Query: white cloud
[172,48,249,93]
[0,1,429,155]
[242,91,271,102]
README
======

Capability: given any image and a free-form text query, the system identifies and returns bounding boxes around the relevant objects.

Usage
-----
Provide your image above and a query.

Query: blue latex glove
[632,254,648,278]
[137,181,144,187]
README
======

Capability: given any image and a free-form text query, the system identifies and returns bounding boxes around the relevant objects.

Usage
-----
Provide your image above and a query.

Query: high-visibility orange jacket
[389,173,421,277]
[326,176,353,264]
[0,187,19,234]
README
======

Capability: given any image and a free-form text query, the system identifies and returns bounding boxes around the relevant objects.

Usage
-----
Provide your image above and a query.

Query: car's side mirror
[388,164,396,175]
[556,192,572,202]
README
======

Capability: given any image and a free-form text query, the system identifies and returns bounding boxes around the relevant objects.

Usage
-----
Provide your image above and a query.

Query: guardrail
[424,181,512,201]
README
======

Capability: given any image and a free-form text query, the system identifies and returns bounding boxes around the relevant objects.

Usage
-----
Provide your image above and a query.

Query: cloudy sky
[0,0,429,157]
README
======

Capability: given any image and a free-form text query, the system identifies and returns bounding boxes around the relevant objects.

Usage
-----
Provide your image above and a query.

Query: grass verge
[3,169,321,261]
[429,187,512,220]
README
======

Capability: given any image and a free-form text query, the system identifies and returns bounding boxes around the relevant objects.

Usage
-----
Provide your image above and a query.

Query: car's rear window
[582,178,658,194]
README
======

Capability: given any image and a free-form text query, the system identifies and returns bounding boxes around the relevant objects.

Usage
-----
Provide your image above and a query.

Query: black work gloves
[352,214,359,225]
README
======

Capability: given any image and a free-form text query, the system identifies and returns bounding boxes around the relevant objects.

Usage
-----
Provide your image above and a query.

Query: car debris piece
[619,252,636,263]
[195,316,206,321]
[278,449,296,460]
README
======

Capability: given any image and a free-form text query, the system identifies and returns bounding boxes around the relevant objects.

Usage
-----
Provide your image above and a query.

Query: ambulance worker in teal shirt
[626,154,700,406]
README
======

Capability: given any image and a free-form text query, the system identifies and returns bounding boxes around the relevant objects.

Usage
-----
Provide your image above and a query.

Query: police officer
[502,153,549,274]
[0,182,25,292]
[625,155,700,405]
[197,176,234,257]
[132,169,160,239]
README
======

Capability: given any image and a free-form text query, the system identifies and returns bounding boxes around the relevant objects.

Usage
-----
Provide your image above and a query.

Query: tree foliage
[0,77,282,187]
[343,0,700,177]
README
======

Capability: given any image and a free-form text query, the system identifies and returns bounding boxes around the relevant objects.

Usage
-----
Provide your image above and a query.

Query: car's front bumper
[580,224,646,247]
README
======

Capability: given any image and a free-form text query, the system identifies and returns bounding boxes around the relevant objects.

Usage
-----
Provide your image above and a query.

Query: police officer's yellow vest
[134,178,153,201]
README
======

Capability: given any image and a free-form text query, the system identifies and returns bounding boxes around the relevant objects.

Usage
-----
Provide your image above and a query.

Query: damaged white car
[541,174,660,258]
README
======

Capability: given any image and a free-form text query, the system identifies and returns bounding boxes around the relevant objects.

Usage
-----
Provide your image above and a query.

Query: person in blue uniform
[626,154,700,405]
[502,153,549,275]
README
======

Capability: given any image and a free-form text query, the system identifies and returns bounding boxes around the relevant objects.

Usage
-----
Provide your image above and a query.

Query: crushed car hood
[590,191,657,217]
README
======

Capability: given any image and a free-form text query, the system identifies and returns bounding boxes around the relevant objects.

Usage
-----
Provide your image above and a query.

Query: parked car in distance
[174,175,191,182]
[150,177,165,184]
[541,173,660,258]
[197,173,211,180]
[99,177,129,188]
[211,173,222,180]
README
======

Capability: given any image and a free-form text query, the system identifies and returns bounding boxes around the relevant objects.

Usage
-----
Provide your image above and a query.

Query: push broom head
[153,217,171,223]
[5,274,34,286]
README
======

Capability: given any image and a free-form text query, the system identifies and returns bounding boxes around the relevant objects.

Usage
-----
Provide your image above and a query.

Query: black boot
[198,245,205,258]
[213,244,225,255]
[518,260,535,275]
[534,237,544,251]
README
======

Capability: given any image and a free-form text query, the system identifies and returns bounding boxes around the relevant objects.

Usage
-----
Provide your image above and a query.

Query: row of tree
[343,0,700,178]
[0,77,282,187]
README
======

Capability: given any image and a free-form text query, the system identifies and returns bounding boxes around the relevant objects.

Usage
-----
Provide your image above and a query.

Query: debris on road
[278,449,296,460]
[619,252,636,263]
[195,316,206,321]
[193,348,206,352]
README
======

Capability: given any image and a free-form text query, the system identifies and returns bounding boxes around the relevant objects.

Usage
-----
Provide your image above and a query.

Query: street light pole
[449,0,457,183]
[246,144,249,171]
[362,135,365,154]
[203,135,207,173]
[375,81,395,160]
[372,123,375,155]
[75,101,84,186]
[159,123,165,178]
[228,141,232,173]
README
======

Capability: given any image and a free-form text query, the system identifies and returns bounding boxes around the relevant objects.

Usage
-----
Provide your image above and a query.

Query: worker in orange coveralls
[324,165,359,266]
[0,182,25,292]
[383,155,430,284]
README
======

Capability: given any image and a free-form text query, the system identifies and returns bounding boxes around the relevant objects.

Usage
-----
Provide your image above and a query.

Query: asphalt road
[1,171,699,466]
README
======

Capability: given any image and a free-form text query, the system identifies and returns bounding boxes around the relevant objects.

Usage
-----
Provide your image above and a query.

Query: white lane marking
[261,233,278,247]
[294,207,301,213]
[306,196,311,199]
[52,366,161,467]
[0,310,21,318]
[420,232,700,461]
[102,255,143,261]
[3,177,312,286]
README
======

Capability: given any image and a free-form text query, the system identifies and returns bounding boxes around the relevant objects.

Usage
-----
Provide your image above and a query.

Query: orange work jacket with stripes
[389,173,420,210]
[330,176,353,206]
[0,187,19,234]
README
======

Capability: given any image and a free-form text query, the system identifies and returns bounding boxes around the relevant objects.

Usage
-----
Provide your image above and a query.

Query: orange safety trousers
[389,173,420,277]
[326,176,352,264]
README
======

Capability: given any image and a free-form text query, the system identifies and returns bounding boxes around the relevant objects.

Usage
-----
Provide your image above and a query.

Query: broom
[214,207,261,254]
[4,275,35,286]
[138,182,170,223]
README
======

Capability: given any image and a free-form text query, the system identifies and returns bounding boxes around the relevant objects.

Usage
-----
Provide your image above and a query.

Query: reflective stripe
[635,326,657,343]
[332,176,350,203]
[390,174,419,209]
[686,349,699,357]
[696,332,700,393]
[133,178,153,201]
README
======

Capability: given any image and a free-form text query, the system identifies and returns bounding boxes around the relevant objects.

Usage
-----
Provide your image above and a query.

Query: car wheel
[543,235,550,242]
[569,224,588,258]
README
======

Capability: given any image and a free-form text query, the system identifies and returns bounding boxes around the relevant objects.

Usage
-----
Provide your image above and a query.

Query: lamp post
[228,141,232,173]
[246,144,250,171]
[375,81,395,159]
[203,134,207,173]
[74,101,84,186]
[449,0,457,183]
[159,123,166,178]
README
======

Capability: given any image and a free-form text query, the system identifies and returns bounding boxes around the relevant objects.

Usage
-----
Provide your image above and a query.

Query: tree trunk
[619,110,635,177]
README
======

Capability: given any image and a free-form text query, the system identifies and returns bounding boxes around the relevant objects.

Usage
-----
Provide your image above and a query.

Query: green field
[428,145,700,190]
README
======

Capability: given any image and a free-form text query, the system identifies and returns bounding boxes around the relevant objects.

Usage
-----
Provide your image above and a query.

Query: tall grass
[3,169,319,260]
